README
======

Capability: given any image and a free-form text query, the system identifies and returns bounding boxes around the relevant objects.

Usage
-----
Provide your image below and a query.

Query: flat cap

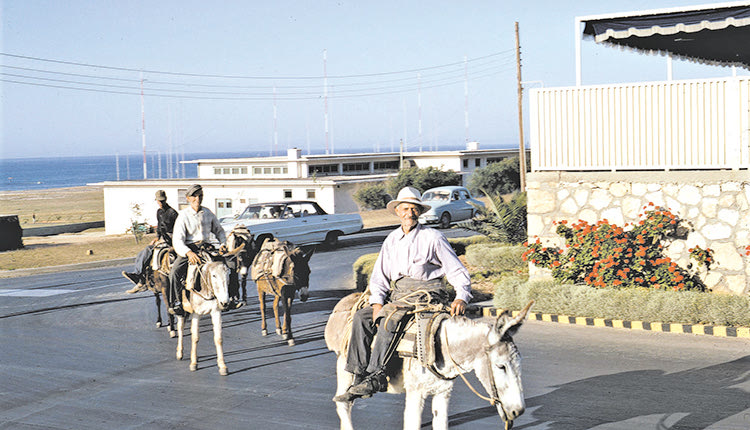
[186,184,203,197]
[155,190,167,201]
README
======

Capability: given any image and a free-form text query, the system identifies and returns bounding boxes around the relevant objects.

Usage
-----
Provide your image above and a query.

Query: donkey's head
[287,245,315,302]
[475,301,533,427]
[201,261,231,309]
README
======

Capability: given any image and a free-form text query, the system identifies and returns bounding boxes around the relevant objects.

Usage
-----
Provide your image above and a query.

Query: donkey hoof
[156,321,162,328]
[169,330,176,338]
[287,339,295,346]
[219,367,228,376]
[282,333,289,340]
[189,363,197,372]
[261,329,268,336]
[276,329,282,336]
[176,352,183,360]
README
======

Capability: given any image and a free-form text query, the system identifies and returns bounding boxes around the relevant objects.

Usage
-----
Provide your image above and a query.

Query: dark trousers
[168,255,189,306]
[133,245,154,276]
[344,277,447,376]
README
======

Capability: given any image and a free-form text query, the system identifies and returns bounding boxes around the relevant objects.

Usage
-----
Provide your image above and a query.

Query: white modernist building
[95,143,523,235]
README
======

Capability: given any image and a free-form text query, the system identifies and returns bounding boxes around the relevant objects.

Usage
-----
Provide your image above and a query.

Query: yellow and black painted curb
[479,307,750,339]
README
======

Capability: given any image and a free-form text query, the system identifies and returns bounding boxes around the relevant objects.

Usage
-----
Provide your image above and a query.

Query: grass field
[0,187,398,275]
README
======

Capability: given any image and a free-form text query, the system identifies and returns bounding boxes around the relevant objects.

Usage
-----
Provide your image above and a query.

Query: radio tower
[140,72,147,179]
[324,49,330,154]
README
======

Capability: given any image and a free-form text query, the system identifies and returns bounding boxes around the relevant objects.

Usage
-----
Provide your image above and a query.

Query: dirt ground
[0,187,398,274]
[0,186,104,227]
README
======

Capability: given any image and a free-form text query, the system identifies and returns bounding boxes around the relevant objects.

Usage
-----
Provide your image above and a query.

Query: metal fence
[529,77,750,171]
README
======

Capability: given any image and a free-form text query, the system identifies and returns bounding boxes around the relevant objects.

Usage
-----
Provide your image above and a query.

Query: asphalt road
[1,228,749,430]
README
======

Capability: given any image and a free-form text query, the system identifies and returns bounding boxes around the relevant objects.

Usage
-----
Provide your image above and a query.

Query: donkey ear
[300,245,316,262]
[226,242,246,256]
[492,301,534,341]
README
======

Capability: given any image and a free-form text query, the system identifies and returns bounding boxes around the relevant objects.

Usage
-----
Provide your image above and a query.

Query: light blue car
[418,186,484,228]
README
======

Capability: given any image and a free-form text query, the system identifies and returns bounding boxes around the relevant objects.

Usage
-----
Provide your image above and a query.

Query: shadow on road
[446,355,750,429]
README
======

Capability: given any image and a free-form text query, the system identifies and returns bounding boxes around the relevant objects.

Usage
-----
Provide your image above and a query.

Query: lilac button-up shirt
[368,223,472,305]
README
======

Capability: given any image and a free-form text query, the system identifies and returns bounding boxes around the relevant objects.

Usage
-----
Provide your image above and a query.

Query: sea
[0,152,260,192]
[0,144,481,192]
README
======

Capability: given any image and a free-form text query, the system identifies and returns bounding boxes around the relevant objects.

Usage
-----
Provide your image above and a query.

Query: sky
[1,0,747,159]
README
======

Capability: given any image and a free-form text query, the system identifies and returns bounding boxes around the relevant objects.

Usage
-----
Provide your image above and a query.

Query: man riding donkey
[122,189,178,294]
[168,184,242,316]
[334,186,472,402]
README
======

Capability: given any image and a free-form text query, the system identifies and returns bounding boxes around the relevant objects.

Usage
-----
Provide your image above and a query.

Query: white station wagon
[221,201,363,248]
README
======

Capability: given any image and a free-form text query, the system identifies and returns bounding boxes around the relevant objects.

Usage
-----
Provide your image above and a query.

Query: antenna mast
[464,56,469,143]
[323,49,330,154]
[273,85,278,156]
[418,72,423,152]
[140,72,147,179]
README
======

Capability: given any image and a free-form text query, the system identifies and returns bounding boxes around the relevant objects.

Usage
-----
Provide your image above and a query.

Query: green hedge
[494,278,750,327]
[465,243,525,273]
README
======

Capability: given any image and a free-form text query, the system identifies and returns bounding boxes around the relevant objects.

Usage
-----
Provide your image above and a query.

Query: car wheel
[439,212,451,229]
[323,231,340,248]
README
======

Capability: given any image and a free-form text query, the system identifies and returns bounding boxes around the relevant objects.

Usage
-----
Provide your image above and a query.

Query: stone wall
[526,171,750,295]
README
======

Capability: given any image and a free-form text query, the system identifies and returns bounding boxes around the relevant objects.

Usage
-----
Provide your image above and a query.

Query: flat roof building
[95,143,524,235]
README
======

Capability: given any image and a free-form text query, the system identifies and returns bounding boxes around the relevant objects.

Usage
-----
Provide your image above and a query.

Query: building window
[253,167,262,175]
[373,160,399,171]
[487,157,506,165]
[306,189,316,199]
[475,159,481,167]
[309,164,339,175]
[212,166,248,176]
[342,162,369,173]
[283,189,293,199]
[462,159,468,168]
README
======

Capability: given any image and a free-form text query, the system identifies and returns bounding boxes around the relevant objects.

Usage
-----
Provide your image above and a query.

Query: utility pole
[515,22,527,192]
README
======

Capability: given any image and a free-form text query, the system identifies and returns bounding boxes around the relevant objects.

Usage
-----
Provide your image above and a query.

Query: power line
[1,59,516,100]
[0,49,515,80]
[0,68,510,101]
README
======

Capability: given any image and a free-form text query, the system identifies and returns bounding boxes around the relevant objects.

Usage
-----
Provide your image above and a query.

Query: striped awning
[581,2,750,68]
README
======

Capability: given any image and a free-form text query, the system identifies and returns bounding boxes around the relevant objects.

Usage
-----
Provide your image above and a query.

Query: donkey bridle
[443,328,513,429]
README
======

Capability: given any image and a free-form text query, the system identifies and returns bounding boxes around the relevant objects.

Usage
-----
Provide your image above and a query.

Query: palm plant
[459,191,527,244]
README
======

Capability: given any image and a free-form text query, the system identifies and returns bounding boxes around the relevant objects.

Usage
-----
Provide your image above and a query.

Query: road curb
[480,307,750,339]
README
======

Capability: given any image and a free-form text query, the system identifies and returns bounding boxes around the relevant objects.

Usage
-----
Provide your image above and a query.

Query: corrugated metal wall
[530,77,750,171]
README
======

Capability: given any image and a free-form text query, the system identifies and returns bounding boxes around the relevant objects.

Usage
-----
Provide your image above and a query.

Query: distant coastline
[0,144,509,192]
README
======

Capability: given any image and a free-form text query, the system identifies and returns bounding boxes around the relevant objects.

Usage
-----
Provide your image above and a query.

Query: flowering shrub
[522,204,710,291]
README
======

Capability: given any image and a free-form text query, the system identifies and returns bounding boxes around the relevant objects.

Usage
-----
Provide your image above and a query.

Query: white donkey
[326,294,532,430]
[175,256,236,376]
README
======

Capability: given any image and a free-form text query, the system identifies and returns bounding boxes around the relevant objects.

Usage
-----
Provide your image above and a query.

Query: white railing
[529,77,750,171]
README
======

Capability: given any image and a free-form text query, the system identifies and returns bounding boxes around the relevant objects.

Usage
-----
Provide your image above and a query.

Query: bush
[353,253,379,291]
[388,166,460,196]
[522,205,711,291]
[465,243,526,273]
[353,184,390,210]
[468,157,521,197]
[459,192,527,244]
[493,279,750,327]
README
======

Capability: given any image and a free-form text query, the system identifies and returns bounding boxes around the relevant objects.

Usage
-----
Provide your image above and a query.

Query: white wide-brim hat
[386,186,431,214]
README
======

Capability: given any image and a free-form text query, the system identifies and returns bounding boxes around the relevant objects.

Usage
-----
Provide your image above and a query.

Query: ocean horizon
[0,144,509,192]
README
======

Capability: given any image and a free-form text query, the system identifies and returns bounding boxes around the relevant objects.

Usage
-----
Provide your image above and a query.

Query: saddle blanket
[396,311,450,368]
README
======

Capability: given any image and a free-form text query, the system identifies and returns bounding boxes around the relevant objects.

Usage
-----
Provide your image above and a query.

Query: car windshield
[237,204,285,220]
[235,202,326,221]
[422,191,451,201]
